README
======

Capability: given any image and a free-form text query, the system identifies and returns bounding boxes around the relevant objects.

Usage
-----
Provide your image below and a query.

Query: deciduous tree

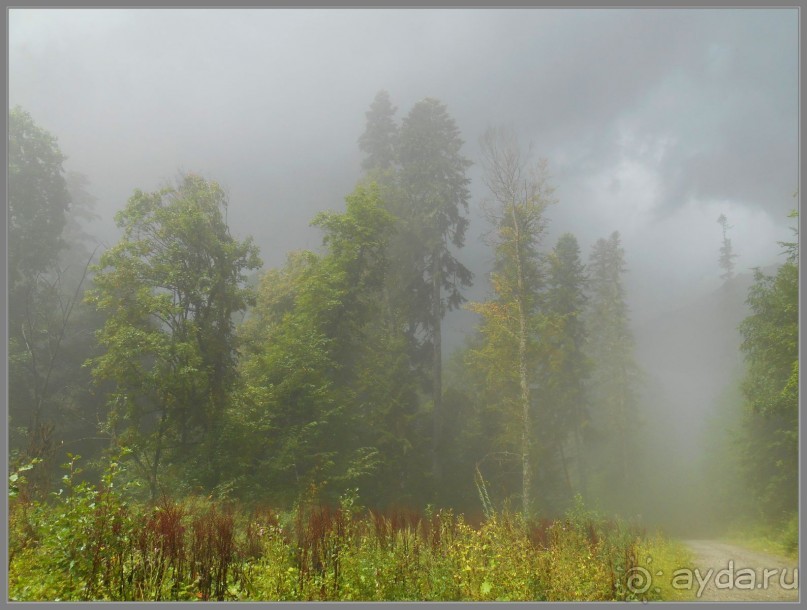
[86,174,261,498]
[7,109,102,492]
[8,106,71,290]
[236,184,401,505]
[467,127,555,516]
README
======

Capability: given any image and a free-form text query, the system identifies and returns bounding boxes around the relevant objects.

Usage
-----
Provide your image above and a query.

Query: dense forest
[7,95,798,601]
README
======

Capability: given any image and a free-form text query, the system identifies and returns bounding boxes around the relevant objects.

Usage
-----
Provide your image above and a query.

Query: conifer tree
[585,232,639,498]
[717,213,738,281]
[543,233,590,501]
[358,89,398,173]
[738,210,798,520]
[397,98,473,491]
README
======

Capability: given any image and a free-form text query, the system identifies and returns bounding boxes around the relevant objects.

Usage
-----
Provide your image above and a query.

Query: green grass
[721,516,799,560]
[635,534,697,601]
[9,497,688,601]
[8,458,697,602]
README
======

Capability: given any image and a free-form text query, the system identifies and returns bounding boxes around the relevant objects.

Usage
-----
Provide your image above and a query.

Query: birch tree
[467,127,555,516]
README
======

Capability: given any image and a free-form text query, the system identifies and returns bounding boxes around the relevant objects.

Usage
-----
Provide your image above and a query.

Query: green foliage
[466,129,556,516]
[585,231,641,506]
[8,109,104,492]
[393,97,475,494]
[8,96,796,605]
[358,89,398,172]
[723,515,799,560]
[8,458,42,499]
[539,233,591,509]
[737,211,798,523]
[699,210,799,552]
[398,98,472,256]
[86,173,261,497]
[236,183,408,505]
[741,267,798,417]
[8,106,71,287]
[9,454,250,601]
[9,453,136,600]
[396,98,473,318]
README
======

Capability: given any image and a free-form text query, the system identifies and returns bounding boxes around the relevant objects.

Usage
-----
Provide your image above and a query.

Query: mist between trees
[8,93,797,559]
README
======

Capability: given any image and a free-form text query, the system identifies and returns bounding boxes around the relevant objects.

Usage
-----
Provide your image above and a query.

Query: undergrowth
[9,457,687,602]
[722,514,799,560]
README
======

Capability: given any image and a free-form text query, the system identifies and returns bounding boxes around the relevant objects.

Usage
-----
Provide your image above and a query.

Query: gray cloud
[9,8,798,326]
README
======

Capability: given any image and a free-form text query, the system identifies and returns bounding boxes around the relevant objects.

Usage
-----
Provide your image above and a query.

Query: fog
[9,8,798,532]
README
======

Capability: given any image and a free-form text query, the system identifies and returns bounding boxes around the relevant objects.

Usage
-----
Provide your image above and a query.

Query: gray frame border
[3,3,802,609]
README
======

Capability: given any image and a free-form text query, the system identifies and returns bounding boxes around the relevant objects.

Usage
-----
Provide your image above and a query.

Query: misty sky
[9,8,799,334]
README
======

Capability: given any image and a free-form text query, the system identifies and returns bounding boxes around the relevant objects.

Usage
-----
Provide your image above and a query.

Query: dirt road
[680,540,799,602]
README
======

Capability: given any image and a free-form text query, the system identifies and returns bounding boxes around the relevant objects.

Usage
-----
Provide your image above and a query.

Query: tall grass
[9,458,686,601]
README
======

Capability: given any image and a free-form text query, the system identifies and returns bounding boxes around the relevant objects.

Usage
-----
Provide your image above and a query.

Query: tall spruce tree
[543,233,590,502]
[585,231,639,501]
[397,97,473,492]
[717,213,738,281]
[358,89,399,173]
[738,210,798,521]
